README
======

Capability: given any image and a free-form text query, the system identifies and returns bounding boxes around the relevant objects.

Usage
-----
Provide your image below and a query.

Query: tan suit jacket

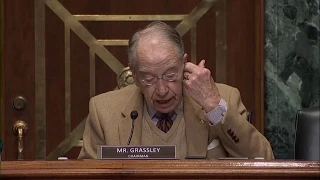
[78,83,274,159]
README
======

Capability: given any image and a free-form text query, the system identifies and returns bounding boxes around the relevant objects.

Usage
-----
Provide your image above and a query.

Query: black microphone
[127,110,138,145]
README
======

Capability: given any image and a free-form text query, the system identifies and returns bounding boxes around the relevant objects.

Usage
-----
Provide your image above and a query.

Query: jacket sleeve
[211,87,274,159]
[78,97,105,159]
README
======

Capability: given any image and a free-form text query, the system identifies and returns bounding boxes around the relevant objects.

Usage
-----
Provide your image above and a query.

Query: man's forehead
[134,35,182,72]
[137,61,180,73]
[137,34,178,52]
[135,46,181,67]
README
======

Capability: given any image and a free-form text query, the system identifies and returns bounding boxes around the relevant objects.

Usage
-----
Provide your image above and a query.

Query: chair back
[294,107,320,160]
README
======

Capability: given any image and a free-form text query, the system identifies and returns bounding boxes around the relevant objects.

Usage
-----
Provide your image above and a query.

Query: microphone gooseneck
[127,110,138,145]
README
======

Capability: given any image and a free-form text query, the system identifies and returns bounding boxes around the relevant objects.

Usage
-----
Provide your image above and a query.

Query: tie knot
[161,113,170,120]
[155,112,173,120]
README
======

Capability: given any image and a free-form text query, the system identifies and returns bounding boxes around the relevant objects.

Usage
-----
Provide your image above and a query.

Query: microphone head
[130,110,138,120]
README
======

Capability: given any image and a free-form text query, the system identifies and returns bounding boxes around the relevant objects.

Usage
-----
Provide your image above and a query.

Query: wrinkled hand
[183,60,221,112]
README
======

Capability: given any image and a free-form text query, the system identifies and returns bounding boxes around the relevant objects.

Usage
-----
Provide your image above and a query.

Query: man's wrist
[203,97,222,113]
[206,98,228,125]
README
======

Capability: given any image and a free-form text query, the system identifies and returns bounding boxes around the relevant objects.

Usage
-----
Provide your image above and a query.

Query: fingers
[198,59,205,68]
[183,59,211,89]
[184,59,206,73]
[184,62,198,73]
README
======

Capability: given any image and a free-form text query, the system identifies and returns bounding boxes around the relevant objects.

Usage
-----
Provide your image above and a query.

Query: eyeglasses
[140,72,180,86]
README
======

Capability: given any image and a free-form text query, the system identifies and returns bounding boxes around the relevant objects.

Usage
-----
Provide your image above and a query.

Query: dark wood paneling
[1,0,4,153]
[182,31,192,62]
[45,5,66,156]
[59,0,200,14]
[226,0,256,102]
[3,0,35,160]
[70,31,90,130]
[197,6,216,77]
[95,55,117,95]
[254,0,265,133]
[81,22,150,40]
[64,146,81,159]
[226,0,264,132]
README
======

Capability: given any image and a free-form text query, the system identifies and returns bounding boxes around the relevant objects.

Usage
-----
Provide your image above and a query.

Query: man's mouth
[156,98,171,104]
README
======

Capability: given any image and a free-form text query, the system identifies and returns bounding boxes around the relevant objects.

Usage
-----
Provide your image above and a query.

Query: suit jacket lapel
[184,93,209,157]
[119,85,144,146]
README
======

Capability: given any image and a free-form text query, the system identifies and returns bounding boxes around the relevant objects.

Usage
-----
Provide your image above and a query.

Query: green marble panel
[264,0,319,159]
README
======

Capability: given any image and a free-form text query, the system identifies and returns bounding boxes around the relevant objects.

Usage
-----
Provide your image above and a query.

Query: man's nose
[155,79,168,95]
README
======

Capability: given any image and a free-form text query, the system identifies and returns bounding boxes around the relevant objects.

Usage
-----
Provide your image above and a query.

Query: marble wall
[264,0,319,159]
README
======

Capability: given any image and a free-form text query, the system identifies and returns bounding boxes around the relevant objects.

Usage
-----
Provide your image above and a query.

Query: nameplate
[98,145,176,159]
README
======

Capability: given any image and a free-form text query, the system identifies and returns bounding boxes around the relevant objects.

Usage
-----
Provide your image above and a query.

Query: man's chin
[154,103,177,113]
[155,108,173,113]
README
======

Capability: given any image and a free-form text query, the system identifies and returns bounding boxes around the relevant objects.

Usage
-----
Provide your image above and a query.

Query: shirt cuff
[206,98,228,125]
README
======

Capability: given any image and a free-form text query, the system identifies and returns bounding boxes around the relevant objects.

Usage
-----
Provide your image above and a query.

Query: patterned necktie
[156,113,173,133]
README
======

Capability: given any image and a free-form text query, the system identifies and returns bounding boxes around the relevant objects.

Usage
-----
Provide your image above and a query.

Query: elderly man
[78,21,274,159]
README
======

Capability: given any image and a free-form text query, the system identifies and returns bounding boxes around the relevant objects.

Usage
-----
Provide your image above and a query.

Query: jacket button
[235,138,239,143]
[227,128,232,134]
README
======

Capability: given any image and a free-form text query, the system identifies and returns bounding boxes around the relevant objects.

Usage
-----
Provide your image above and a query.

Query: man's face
[133,39,186,113]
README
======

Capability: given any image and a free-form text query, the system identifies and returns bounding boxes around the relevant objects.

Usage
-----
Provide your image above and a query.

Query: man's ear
[129,64,140,87]
[128,63,134,75]
[133,75,140,87]
[183,53,188,63]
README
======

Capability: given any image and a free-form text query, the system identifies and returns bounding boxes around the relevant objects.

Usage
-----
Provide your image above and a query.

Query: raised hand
[183,60,221,112]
